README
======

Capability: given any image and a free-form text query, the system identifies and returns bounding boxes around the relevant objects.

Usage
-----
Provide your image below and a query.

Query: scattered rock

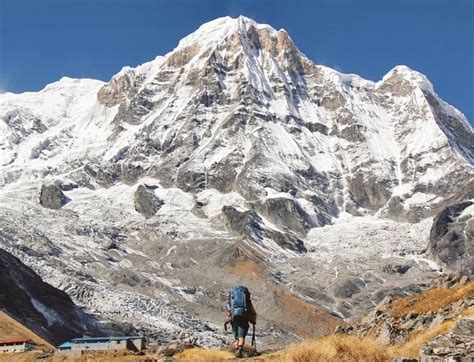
[377,322,396,344]
[377,295,394,310]
[342,275,473,347]
[420,318,474,361]
[382,263,411,275]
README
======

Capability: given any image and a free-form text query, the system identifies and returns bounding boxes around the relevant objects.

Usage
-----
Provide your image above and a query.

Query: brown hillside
[257,288,344,337]
[0,311,54,350]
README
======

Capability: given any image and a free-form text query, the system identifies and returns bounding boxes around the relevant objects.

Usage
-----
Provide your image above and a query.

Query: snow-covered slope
[0,16,472,346]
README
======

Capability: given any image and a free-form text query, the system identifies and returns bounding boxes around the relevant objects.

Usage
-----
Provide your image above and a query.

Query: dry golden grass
[268,334,390,362]
[0,350,156,362]
[390,282,474,317]
[175,348,235,361]
[1,281,471,361]
[388,319,455,358]
[0,351,42,362]
[55,350,139,362]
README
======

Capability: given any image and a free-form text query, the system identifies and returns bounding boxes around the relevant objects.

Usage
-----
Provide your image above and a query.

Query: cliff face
[428,201,474,277]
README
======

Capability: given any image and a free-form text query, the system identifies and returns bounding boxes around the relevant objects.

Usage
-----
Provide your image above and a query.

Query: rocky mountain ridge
[0,16,472,346]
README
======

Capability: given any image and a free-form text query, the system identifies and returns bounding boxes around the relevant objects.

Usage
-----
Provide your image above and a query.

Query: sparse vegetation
[388,307,474,358]
[269,334,390,362]
[175,348,235,361]
[173,283,473,362]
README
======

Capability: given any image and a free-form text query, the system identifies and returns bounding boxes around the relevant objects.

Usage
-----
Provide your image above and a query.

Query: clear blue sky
[1,0,473,123]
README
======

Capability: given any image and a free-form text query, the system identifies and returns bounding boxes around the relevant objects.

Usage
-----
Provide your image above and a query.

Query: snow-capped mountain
[1,16,472,346]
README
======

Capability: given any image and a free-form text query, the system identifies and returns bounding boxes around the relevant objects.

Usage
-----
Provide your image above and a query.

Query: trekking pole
[251,323,256,348]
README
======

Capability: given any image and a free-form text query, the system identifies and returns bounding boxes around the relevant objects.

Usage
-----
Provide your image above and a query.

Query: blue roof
[71,336,144,343]
[58,342,72,348]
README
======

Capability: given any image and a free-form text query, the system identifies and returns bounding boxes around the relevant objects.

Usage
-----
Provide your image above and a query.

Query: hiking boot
[235,346,243,358]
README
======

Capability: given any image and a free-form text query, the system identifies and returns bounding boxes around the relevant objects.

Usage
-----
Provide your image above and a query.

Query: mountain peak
[378,65,434,94]
[174,16,283,52]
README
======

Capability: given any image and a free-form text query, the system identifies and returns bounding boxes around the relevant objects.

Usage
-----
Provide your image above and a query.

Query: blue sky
[1,0,473,123]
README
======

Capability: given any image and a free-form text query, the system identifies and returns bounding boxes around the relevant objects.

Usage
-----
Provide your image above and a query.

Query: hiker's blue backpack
[230,286,249,317]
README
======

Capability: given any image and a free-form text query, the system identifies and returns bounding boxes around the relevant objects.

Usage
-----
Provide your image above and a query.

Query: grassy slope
[390,282,474,317]
[0,311,54,349]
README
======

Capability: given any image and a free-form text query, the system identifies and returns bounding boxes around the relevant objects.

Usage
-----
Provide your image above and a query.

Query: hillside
[175,276,474,361]
[0,249,100,346]
[0,311,54,350]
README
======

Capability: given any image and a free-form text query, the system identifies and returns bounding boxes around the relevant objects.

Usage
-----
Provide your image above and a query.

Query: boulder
[382,263,411,275]
[39,184,69,209]
[134,184,164,217]
[377,322,396,344]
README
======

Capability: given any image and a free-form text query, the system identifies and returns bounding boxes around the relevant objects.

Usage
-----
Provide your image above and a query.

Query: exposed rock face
[222,206,254,234]
[428,201,474,276]
[0,248,98,345]
[222,206,306,252]
[347,174,393,211]
[97,69,138,107]
[260,197,316,236]
[134,184,164,217]
[39,184,69,209]
[420,318,474,362]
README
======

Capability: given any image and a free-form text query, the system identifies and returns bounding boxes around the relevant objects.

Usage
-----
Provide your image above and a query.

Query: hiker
[225,285,257,358]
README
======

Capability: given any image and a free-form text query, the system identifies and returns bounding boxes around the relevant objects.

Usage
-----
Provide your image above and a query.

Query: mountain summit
[0,16,472,346]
